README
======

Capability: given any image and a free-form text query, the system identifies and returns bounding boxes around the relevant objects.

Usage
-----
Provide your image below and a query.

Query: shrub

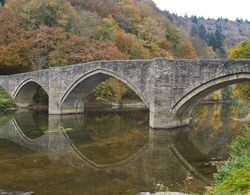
[214,129,250,194]
[0,87,14,109]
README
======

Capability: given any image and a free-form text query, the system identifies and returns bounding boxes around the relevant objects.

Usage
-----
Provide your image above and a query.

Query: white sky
[152,0,250,20]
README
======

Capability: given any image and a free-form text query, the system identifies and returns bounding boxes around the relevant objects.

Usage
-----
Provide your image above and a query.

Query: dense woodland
[0,0,249,102]
[0,0,198,71]
[164,12,250,58]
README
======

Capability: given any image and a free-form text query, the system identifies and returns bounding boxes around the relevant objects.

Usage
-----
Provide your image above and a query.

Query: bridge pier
[49,100,85,115]
[149,110,190,129]
[60,101,85,114]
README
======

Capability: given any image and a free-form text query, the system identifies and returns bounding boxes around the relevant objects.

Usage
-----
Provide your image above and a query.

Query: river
[0,102,249,194]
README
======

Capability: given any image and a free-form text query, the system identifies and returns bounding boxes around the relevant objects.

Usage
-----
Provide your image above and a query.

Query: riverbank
[208,119,250,194]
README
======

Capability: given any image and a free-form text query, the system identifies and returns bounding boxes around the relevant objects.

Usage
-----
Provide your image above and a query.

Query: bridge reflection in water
[0,105,247,194]
[0,109,211,192]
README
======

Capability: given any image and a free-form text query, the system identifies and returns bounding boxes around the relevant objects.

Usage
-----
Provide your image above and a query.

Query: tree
[120,0,141,24]
[48,27,128,66]
[191,15,198,24]
[191,37,217,59]
[176,41,198,59]
[0,25,128,70]
[0,0,25,45]
[93,78,128,102]
[198,24,207,41]
[115,28,133,53]
[190,25,199,37]
[92,16,119,40]
[57,1,85,35]
[70,0,118,18]
[165,22,197,59]
[191,24,208,41]
[136,17,165,43]
[207,25,225,57]
[228,38,250,99]
[76,10,101,37]
[0,37,31,69]
[20,0,60,29]
[1,26,68,70]
[228,38,250,59]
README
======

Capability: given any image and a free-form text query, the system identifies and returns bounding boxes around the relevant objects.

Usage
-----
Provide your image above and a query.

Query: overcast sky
[152,0,250,20]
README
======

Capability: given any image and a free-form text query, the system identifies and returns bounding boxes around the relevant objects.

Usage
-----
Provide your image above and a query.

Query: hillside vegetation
[0,0,198,72]
[212,128,250,194]
[228,37,250,100]
[164,12,250,58]
[0,87,14,109]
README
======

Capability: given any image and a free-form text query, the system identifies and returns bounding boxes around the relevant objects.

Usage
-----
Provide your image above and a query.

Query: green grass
[213,129,250,194]
[0,87,14,109]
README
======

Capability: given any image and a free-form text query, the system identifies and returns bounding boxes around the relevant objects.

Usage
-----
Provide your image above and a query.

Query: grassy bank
[210,121,250,194]
[0,87,14,109]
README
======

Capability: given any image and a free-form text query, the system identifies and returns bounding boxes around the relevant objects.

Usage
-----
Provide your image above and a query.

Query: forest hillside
[0,0,197,73]
[164,12,250,58]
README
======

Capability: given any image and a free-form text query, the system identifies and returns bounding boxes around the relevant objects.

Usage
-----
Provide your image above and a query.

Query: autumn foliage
[0,0,198,102]
[0,0,199,71]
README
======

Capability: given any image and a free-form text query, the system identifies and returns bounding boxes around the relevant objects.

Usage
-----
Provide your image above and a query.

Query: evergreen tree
[191,15,198,24]
[206,25,225,57]
[191,24,208,43]
[198,24,207,41]
[190,25,199,37]
[214,25,225,56]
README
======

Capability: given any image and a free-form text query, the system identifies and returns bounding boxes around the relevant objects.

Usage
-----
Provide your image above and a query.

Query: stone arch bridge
[0,59,249,129]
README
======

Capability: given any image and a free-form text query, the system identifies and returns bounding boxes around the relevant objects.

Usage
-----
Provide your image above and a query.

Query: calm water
[0,102,249,194]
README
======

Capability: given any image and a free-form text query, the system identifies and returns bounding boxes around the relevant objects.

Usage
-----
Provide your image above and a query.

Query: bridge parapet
[0,59,249,129]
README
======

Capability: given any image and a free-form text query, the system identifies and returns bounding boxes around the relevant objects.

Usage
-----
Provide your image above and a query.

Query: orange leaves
[177,41,198,59]
[115,28,133,51]
[70,0,118,18]
[0,38,31,67]
[47,27,128,66]
[120,0,141,23]
[29,26,128,67]
[0,0,200,71]
[0,24,128,70]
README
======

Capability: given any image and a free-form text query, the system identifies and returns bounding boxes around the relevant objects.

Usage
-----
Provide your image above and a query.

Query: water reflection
[61,111,149,164]
[0,102,248,194]
[14,109,48,139]
[176,102,249,179]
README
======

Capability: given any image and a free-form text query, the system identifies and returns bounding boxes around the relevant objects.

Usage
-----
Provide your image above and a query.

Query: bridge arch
[61,69,148,114]
[14,79,48,107]
[173,73,250,117]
